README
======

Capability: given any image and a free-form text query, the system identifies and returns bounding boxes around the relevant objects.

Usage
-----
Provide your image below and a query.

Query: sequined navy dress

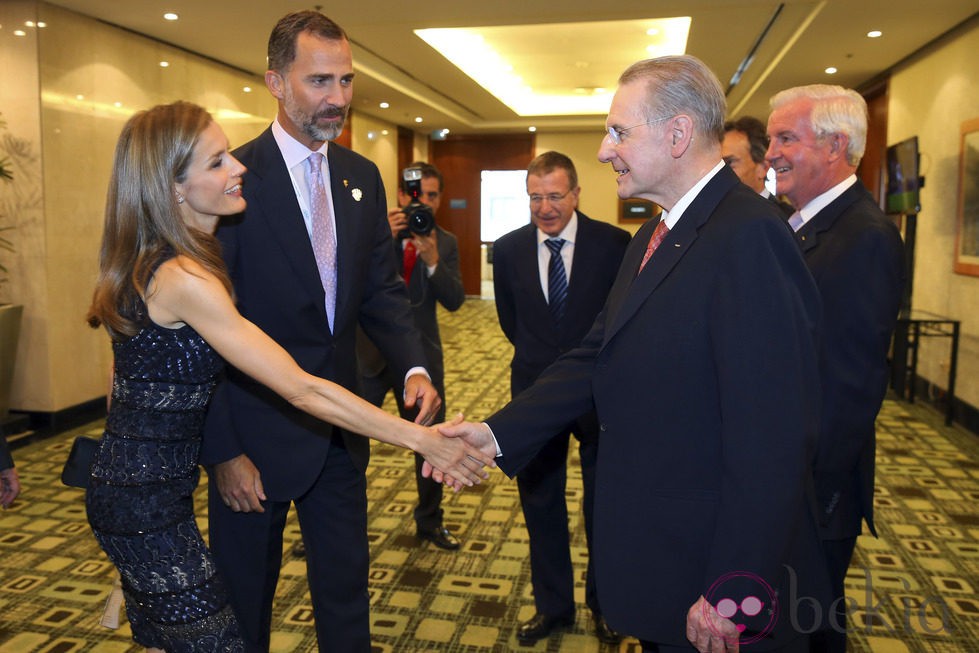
[86,293,243,652]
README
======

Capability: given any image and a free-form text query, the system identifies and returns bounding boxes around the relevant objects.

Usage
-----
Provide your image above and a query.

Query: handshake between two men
[420,416,496,490]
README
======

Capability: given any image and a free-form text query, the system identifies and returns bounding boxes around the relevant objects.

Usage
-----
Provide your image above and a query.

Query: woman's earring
[176,194,185,204]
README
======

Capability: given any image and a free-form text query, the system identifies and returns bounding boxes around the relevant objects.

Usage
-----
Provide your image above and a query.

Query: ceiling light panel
[416,17,690,117]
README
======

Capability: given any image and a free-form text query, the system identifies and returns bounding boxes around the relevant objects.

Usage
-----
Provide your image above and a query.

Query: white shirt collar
[271,119,328,167]
[660,161,726,229]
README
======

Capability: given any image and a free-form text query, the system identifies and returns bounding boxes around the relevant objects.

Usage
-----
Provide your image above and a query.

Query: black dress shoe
[593,613,621,645]
[516,613,575,644]
[416,525,460,550]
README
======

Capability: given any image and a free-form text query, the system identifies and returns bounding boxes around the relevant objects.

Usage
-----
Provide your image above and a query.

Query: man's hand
[214,454,266,513]
[0,467,20,509]
[404,374,441,426]
[387,207,407,240]
[687,596,740,653]
[412,230,439,267]
[423,420,499,484]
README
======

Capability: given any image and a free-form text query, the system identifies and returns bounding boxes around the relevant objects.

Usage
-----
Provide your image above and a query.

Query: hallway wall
[2,3,978,427]
[0,2,419,416]
[888,16,979,413]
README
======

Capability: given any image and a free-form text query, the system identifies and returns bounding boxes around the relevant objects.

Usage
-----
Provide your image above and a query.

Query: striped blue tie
[545,238,568,323]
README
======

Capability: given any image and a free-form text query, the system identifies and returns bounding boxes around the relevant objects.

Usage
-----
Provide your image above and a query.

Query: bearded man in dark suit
[200,11,440,652]
[492,151,630,645]
[767,84,906,653]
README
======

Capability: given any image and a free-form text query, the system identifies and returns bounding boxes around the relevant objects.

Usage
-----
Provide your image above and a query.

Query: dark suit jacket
[768,192,795,217]
[200,127,426,500]
[492,212,630,393]
[486,166,830,646]
[357,224,464,401]
[796,181,905,540]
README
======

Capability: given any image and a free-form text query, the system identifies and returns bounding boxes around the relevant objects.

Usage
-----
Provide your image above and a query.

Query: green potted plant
[0,111,23,425]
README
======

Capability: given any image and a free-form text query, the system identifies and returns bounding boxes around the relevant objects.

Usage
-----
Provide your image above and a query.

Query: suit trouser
[516,419,600,618]
[358,366,445,530]
[811,536,858,653]
[207,440,371,652]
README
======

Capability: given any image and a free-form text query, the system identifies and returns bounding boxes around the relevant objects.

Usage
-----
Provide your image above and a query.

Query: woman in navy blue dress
[85,102,490,652]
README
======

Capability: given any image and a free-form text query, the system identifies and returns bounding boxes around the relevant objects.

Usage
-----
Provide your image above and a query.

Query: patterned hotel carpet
[1,298,979,652]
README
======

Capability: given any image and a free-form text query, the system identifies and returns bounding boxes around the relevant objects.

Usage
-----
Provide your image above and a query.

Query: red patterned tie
[638,219,669,273]
[403,240,418,282]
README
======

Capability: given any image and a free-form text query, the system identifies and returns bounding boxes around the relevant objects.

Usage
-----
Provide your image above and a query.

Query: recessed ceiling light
[114,101,122,107]
[379,102,390,109]
[25,21,35,27]
[381,129,389,136]
[528,126,537,132]
[164,13,179,21]
[867,30,882,38]
[159,61,170,68]
[414,116,423,123]
[825,66,838,74]
[243,86,252,93]
[13,29,26,37]
[75,94,84,100]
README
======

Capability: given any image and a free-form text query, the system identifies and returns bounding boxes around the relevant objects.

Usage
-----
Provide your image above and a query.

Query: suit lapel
[604,168,737,345]
[796,182,864,254]
[250,131,329,324]
[566,214,592,308]
[328,143,365,326]
[514,225,548,314]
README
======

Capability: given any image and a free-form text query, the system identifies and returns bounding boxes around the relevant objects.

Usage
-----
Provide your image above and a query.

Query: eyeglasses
[606,115,673,145]
[529,189,573,205]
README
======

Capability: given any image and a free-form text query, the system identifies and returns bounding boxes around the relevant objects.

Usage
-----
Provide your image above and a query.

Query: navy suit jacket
[200,127,426,499]
[492,212,630,393]
[795,181,905,540]
[486,166,830,645]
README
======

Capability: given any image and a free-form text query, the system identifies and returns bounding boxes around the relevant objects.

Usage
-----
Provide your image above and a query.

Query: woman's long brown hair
[87,101,233,340]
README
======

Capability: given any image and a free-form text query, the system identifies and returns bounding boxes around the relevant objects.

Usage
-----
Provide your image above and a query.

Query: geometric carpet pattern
[1,297,978,652]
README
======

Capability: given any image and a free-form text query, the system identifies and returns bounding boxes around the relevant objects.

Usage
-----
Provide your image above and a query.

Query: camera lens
[403,202,434,236]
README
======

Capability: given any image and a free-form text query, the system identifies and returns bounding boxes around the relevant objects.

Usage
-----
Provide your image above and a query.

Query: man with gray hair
[767,84,905,652]
[439,55,831,652]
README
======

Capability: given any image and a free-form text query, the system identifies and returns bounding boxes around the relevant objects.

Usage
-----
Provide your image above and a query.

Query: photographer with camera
[358,161,466,550]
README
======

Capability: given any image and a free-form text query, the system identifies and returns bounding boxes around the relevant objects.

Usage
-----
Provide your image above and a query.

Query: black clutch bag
[61,436,100,488]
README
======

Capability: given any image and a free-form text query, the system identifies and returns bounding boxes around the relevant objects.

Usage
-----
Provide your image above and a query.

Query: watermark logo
[703,571,779,645]
[704,565,954,648]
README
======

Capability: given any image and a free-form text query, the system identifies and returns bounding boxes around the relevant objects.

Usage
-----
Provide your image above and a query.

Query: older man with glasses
[439,56,831,652]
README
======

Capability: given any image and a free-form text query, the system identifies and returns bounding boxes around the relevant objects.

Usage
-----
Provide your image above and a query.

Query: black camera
[398,166,435,239]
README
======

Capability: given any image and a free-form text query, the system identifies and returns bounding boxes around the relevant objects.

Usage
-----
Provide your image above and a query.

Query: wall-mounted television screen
[885,136,921,214]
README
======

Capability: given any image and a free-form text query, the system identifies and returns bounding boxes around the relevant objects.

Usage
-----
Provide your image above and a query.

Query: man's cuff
[482,422,503,458]
[404,367,431,385]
